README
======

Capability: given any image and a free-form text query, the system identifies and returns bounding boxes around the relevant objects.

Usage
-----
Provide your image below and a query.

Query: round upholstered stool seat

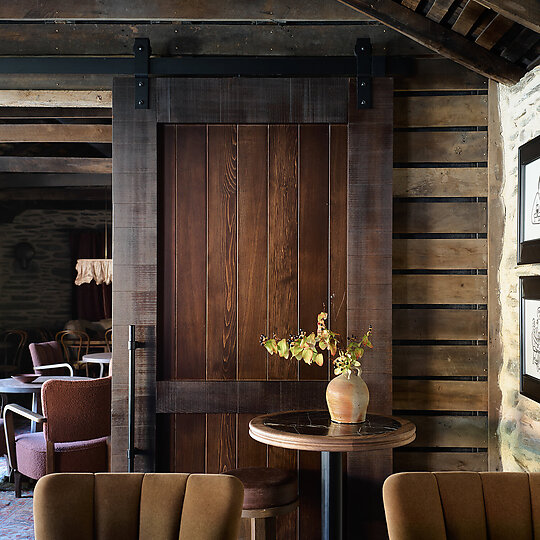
[225,467,298,539]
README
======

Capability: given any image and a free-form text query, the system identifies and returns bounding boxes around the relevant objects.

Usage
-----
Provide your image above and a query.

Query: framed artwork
[518,134,540,264]
[520,276,540,403]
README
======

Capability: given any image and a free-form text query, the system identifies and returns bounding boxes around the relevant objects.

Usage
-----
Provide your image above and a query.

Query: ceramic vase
[326,370,369,423]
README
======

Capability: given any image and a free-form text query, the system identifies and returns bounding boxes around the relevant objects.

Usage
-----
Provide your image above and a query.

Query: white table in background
[81,352,111,378]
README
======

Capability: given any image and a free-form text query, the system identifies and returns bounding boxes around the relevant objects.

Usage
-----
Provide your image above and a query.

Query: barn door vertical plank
[298,124,330,380]
[329,125,348,363]
[207,413,237,473]
[347,78,394,539]
[297,124,329,540]
[158,124,176,382]
[268,124,299,538]
[176,125,207,380]
[268,125,299,381]
[237,125,268,381]
[207,125,238,380]
[174,414,206,474]
[268,446,299,539]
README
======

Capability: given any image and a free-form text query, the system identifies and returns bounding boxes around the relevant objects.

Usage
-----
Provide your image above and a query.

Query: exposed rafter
[336,0,526,84]
[475,0,540,33]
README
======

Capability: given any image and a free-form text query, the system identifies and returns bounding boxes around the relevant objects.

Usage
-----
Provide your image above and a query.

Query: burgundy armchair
[29,341,74,376]
[3,376,111,497]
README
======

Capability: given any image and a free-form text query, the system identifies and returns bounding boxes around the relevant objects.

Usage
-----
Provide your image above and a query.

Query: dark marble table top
[249,409,416,452]
[262,410,401,437]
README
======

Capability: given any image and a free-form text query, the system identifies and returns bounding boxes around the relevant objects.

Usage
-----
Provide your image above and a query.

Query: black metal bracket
[355,38,372,109]
[134,38,151,110]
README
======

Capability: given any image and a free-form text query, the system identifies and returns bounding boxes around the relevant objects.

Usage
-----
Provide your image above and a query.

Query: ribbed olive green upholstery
[383,472,540,540]
[34,472,244,540]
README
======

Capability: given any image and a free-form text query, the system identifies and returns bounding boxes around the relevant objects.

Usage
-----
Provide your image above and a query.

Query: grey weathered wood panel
[112,78,157,472]
[158,78,348,124]
[347,78,394,539]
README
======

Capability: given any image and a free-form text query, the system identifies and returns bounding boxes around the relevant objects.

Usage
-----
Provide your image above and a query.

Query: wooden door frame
[111,76,392,536]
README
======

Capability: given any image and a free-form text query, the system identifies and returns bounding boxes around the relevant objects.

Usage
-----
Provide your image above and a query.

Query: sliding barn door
[112,78,393,539]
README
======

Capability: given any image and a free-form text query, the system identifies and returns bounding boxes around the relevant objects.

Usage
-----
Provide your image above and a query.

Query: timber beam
[336,0,526,85]
[475,0,540,34]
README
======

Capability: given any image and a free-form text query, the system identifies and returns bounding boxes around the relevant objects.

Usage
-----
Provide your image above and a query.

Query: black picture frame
[518,134,540,264]
[520,276,540,403]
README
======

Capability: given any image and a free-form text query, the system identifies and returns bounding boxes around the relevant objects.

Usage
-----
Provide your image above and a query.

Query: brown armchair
[383,471,540,540]
[3,376,111,497]
[34,472,244,540]
[29,341,74,376]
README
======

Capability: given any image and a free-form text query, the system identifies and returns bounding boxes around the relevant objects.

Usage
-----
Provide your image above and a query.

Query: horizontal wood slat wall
[0,109,112,188]
[393,70,489,472]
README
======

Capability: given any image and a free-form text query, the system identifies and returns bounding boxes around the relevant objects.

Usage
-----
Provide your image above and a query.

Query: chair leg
[251,516,276,540]
[14,471,22,498]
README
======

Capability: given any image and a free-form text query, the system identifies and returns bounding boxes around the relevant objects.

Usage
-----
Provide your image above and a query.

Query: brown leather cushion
[225,467,298,510]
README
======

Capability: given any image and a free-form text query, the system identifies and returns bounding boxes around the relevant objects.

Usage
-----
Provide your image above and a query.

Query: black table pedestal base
[321,451,342,540]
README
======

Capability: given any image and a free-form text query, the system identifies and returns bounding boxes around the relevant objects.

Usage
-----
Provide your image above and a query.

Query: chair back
[0,330,28,372]
[34,472,244,540]
[29,341,65,374]
[42,376,111,444]
[55,329,90,364]
[104,328,112,352]
[383,471,540,540]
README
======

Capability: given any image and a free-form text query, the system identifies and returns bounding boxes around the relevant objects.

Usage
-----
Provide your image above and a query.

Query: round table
[249,410,416,540]
[0,376,90,432]
[81,352,111,378]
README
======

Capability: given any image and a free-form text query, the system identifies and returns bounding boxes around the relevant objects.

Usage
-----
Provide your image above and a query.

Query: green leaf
[329,340,337,356]
[302,348,313,364]
[277,338,289,358]
[263,339,278,355]
[314,353,324,366]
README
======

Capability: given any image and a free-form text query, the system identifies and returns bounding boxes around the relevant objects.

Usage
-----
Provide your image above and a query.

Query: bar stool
[225,467,298,540]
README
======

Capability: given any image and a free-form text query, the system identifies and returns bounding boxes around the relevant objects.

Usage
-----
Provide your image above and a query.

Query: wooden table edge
[249,411,416,453]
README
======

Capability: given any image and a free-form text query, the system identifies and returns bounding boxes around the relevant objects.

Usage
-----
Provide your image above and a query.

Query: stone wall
[0,208,110,333]
[498,66,540,471]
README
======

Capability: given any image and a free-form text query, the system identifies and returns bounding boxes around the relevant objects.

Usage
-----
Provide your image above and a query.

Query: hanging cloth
[75,258,113,286]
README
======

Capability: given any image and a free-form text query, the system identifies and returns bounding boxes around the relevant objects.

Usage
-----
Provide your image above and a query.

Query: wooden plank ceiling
[337,0,539,84]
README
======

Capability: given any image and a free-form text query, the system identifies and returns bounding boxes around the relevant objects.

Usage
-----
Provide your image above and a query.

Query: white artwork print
[523,156,540,242]
[524,298,540,378]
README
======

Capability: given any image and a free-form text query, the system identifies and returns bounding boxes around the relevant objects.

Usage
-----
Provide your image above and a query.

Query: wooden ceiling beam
[336,0,526,84]
[474,0,540,33]
[475,14,515,49]
[0,23,429,57]
[0,1,372,22]
[452,1,486,35]
[426,0,455,23]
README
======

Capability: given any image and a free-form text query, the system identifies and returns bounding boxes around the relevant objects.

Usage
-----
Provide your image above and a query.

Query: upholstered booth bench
[383,471,540,540]
[33,472,244,540]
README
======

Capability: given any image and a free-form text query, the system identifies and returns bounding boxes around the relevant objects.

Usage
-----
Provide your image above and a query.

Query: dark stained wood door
[112,77,393,539]
[158,123,347,538]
